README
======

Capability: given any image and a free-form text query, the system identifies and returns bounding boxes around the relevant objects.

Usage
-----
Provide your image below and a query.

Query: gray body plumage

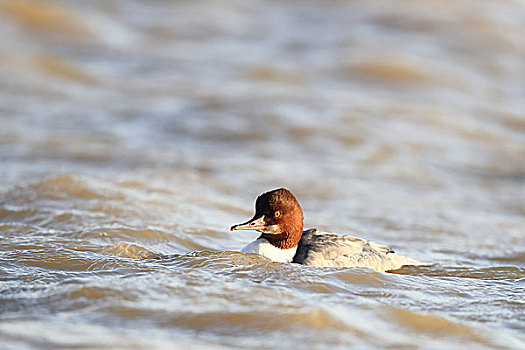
[293,229,425,271]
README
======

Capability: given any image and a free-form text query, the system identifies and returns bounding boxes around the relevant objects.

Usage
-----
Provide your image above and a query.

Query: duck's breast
[242,238,297,263]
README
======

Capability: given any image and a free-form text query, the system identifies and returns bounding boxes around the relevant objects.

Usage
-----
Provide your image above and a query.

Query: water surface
[0,0,524,349]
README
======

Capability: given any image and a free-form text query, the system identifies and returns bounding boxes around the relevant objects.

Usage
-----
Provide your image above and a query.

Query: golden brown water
[1,0,524,349]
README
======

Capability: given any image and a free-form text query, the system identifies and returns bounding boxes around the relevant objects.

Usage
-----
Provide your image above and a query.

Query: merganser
[230,188,426,272]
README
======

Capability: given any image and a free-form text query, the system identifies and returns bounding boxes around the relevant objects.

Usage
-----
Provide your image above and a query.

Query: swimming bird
[230,188,426,272]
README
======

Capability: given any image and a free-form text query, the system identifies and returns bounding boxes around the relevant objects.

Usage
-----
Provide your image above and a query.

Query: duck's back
[293,229,425,272]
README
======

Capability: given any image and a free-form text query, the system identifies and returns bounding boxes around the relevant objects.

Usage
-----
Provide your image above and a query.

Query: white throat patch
[241,238,297,263]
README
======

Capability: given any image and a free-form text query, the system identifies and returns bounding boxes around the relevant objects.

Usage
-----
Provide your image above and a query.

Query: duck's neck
[259,229,302,250]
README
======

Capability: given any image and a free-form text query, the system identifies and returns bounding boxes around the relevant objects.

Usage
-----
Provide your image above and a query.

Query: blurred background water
[0,0,524,349]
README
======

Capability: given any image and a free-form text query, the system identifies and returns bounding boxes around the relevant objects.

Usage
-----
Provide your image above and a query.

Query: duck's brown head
[230,188,304,249]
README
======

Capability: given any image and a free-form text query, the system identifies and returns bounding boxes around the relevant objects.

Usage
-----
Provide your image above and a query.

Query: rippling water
[1,0,524,349]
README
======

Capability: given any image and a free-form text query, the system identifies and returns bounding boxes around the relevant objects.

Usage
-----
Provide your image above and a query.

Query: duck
[230,188,426,272]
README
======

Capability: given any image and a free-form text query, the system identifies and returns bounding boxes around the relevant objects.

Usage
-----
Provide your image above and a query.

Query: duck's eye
[274,211,281,218]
